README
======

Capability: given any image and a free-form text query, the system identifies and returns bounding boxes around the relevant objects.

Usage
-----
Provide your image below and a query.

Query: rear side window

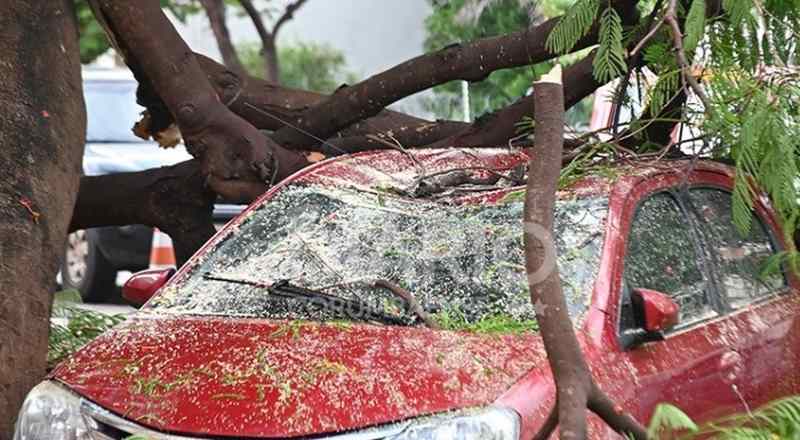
[689,188,785,308]
[623,192,716,328]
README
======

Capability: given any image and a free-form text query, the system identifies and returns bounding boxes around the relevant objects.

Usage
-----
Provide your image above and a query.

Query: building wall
[174,1,431,83]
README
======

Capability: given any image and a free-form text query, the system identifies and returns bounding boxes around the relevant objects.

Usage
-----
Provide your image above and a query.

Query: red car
[15,149,799,439]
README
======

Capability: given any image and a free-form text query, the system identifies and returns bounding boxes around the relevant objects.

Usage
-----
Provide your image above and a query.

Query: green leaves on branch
[646,69,680,115]
[546,0,599,54]
[593,7,627,83]
[683,0,706,54]
[647,396,800,439]
[546,0,626,83]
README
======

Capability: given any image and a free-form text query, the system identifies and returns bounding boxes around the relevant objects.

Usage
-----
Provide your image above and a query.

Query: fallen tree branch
[373,280,440,329]
[426,49,604,149]
[268,9,616,149]
[69,160,216,265]
[665,0,712,111]
[524,65,646,440]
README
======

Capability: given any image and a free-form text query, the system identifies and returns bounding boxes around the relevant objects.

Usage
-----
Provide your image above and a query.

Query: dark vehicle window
[84,80,145,143]
[689,188,785,307]
[149,184,609,328]
[622,192,715,329]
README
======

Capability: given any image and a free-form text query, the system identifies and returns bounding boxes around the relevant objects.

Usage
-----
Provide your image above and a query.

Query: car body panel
[596,166,800,427]
[52,148,800,438]
[52,316,545,437]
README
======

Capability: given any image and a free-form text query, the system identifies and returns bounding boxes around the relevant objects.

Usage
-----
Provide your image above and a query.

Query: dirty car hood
[52,315,545,437]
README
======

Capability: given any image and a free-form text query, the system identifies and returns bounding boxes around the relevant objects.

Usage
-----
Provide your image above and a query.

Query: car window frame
[617,186,726,342]
[683,184,790,310]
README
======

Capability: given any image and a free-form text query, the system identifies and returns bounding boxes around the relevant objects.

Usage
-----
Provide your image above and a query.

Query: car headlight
[385,407,520,440]
[13,381,94,440]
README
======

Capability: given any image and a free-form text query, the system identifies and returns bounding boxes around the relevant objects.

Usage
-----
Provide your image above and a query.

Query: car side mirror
[122,268,175,307]
[633,288,680,333]
[620,288,680,350]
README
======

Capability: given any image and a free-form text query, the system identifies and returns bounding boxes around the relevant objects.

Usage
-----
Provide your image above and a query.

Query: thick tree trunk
[69,161,215,265]
[200,0,246,77]
[524,66,645,440]
[0,1,85,436]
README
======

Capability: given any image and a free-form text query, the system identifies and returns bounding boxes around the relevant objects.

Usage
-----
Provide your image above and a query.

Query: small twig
[365,133,427,189]
[630,17,665,58]
[373,280,440,329]
[665,0,713,112]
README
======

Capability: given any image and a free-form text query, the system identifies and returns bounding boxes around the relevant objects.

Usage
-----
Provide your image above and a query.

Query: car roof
[278,148,736,200]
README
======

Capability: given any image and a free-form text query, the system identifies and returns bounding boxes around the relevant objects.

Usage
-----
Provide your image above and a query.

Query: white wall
[172,1,435,116]
[174,1,432,82]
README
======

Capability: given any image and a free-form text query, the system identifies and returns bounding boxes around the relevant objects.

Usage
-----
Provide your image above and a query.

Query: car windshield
[149,184,608,330]
[84,80,145,143]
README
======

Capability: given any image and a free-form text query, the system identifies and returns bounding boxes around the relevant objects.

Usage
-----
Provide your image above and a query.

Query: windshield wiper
[203,273,408,326]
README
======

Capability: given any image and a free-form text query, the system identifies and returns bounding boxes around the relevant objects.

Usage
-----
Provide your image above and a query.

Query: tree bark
[69,161,216,265]
[238,0,279,83]
[89,0,309,203]
[138,53,470,152]
[237,0,309,83]
[200,0,246,77]
[0,1,85,435]
[428,50,602,149]
[524,66,646,440]
[269,0,640,150]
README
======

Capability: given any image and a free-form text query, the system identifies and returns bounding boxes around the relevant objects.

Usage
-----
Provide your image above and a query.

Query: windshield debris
[148,184,608,333]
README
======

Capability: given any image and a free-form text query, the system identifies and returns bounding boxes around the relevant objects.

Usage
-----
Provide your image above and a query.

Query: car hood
[52,315,545,438]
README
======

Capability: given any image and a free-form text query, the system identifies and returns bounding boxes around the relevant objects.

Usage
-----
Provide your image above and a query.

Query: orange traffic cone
[149,228,176,270]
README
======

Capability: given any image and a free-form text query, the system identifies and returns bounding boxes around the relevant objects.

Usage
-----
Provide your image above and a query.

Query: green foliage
[76,1,110,64]
[647,396,800,439]
[646,69,680,115]
[558,142,620,188]
[696,2,800,270]
[433,307,538,334]
[647,404,699,439]
[239,41,358,94]
[683,0,706,54]
[423,0,548,120]
[592,7,626,83]
[75,0,202,64]
[423,0,593,122]
[545,0,599,54]
[48,291,126,369]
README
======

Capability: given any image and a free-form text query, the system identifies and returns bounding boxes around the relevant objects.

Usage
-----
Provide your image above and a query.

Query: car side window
[688,188,785,308]
[622,192,716,330]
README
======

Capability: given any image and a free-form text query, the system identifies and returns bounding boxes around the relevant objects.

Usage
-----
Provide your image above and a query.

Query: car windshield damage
[149,184,608,333]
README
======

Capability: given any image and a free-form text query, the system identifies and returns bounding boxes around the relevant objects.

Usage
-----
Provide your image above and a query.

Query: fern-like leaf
[684,0,706,53]
[545,0,599,54]
[593,7,627,83]
[646,69,680,114]
[647,404,699,439]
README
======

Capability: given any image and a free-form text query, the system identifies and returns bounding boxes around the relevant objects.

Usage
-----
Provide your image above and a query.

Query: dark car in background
[62,69,241,302]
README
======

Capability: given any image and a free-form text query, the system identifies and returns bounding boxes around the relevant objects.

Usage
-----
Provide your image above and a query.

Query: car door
[616,189,744,424]
[686,187,800,409]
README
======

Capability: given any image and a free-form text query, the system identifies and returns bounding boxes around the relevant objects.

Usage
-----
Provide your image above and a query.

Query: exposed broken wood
[524,65,646,439]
